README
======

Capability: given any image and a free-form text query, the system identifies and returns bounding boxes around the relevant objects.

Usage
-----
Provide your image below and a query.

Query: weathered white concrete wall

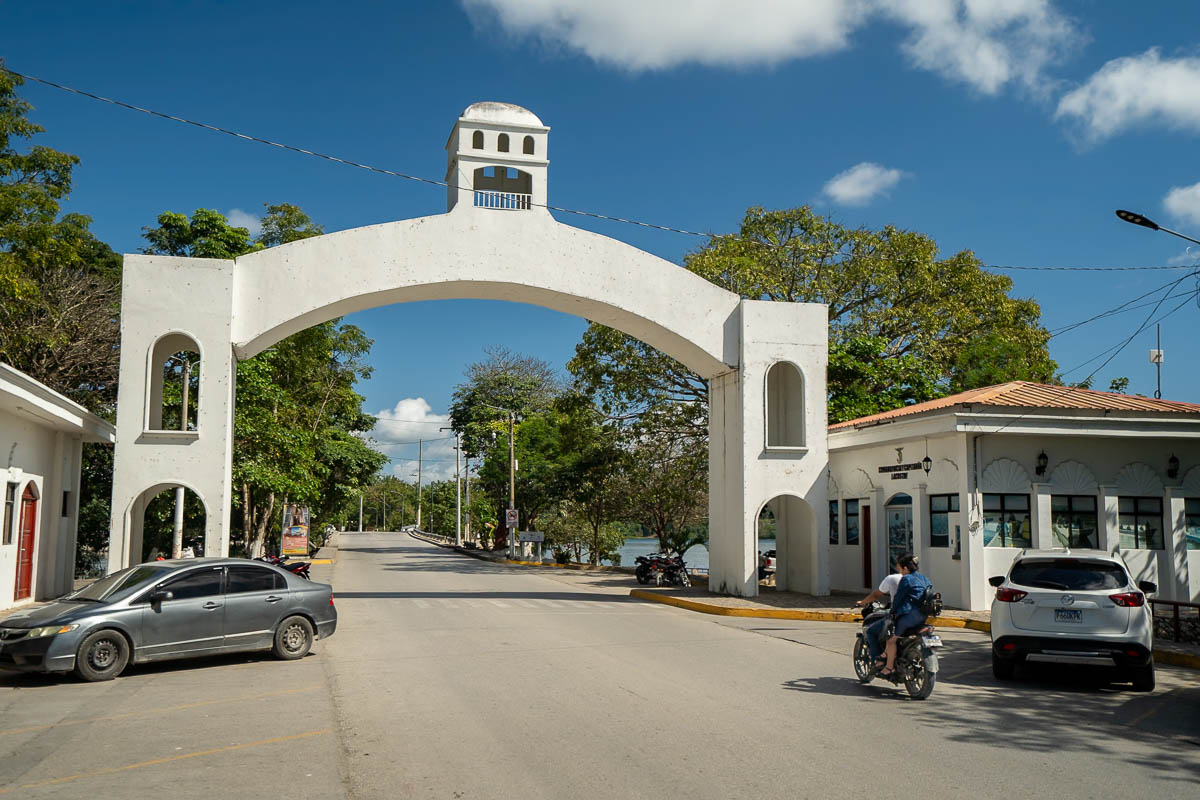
[708,300,828,597]
[108,255,237,565]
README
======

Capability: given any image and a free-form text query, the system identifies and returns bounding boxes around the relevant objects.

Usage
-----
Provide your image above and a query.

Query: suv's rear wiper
[1024,580,1070,590]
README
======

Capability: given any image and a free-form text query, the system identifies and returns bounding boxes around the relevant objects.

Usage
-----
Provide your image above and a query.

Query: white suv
[989,549,1156,691]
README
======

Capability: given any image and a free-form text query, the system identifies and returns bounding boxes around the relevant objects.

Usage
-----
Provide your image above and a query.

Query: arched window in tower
[765,361,805,448]
[146,333,201,433]
[472,130,484,149]
[497,133,509,152]
[523,135,535,154]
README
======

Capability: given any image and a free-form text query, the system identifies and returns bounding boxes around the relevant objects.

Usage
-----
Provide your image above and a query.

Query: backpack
[919,584,943,617]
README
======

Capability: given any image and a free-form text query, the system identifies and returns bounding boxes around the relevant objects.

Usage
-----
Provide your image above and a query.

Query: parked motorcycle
[257,553,312,580]
[635,553,691,588]
[851,602,942,700]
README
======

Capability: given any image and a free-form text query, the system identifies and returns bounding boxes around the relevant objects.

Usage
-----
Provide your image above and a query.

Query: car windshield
[65,565,173,602]
[1010,559,1129,591]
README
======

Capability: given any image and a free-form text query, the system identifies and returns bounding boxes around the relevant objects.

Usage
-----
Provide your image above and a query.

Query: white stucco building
[1,363,115,612]
[826,382,1200,610]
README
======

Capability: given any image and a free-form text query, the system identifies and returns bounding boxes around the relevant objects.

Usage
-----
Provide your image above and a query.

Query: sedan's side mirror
[988,576,1005,587]
[1137,581,1157,595]
[149,590,173,604]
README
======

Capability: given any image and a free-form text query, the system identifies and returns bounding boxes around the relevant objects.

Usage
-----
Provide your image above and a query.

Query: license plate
[922,635,943,647]
[1054,609,1082,623]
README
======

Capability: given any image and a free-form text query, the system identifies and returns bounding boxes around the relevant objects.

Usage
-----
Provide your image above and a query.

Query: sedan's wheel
[272,616,314,660]
[74,630,130,682]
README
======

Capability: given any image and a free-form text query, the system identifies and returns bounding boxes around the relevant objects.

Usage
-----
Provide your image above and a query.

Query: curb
[628,590,1196,670]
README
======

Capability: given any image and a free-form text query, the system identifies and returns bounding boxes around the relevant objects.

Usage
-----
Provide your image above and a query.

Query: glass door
[885,494,913,573]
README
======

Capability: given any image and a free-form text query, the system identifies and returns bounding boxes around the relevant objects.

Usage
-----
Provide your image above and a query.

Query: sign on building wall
[282,504,310,556]
[879,463,923,481]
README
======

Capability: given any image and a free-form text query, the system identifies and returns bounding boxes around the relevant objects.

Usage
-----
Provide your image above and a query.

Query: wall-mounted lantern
[921,455,932,476]
[1168,454,1180,479]
[1035,451,1049,476]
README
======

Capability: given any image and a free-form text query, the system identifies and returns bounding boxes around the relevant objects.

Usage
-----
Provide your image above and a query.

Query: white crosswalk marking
[414,599,431,608]
[487,599,510,608]
[403,596,644,612]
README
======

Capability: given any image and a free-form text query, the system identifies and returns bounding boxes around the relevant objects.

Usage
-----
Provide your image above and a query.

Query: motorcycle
[634,553,691,588]
[257,553,312,580]
[851,601,942,700]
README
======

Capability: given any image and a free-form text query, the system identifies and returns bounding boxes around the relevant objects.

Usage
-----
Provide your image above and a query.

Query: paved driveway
[1,534,1196,799]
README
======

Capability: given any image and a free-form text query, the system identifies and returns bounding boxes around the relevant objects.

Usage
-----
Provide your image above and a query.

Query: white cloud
[1056,48,1200,142]
[883,0,1079,96]
[1166,248,1199,267]
[1164,180,1200,229]
[461,1,1078,93]
[822,162,906,206]
[368,398,458,482]
[462,0,865,70]
[226,208,262,237]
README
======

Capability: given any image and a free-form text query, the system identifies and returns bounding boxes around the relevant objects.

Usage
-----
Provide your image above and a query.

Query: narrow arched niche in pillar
[497,133,510,152]
[126,482,208,562]
[472,130,484,149]
[146,333,201,433]
[758,494,817,594]
[523,135,535,154]
[764,361,805,449]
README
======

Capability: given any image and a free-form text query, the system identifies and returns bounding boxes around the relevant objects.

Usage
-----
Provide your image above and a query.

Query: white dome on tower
[460,102,544,127]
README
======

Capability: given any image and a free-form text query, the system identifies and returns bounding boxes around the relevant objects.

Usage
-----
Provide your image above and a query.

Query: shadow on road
[334,590,637,603]
[0,650,317,687]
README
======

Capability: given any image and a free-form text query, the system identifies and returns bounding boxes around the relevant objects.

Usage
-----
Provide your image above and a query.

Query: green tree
[570,205,1056,431]
[141,208,262,258]
[0,71,122,412]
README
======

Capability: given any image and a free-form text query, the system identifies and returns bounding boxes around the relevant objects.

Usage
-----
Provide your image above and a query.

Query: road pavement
[1,532,1197,798]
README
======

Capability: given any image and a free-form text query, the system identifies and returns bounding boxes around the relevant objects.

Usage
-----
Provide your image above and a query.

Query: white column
[913,482,928,568]
[1165,489,1190,601]
[1098,484,1120,553]
[1032,482,1054,549]
[959,433,988,611]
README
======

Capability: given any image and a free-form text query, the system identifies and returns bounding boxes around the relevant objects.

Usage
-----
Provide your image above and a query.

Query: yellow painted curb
[309,559,334,565]
[628,589,982,628]
[1154,649,1200,670]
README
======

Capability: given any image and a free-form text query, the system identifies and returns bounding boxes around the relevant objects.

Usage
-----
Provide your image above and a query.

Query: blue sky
[4,1,1200,478]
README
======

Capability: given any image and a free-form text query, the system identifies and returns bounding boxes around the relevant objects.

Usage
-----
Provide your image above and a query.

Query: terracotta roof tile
[828,381,1200,430]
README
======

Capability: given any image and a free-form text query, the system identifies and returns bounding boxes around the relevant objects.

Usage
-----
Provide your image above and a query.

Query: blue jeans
[893,610,927,637]
[866,617,887,660]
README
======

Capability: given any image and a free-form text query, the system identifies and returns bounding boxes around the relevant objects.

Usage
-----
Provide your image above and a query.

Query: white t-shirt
[878,573,902,602]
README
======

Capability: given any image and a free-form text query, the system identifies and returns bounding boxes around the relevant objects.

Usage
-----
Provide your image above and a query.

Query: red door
[861,505,872,589]
[14,485,37,601]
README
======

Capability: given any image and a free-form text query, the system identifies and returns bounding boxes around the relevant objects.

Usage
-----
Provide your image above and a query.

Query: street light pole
[416,439,423,530]
[440,427,462,546]
[1115,209,1200,247]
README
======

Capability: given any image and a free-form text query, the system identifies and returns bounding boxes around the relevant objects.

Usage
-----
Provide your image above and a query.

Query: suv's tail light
[329,593,335,607]
[1109,591,1145,607]
[995,587,1028,602]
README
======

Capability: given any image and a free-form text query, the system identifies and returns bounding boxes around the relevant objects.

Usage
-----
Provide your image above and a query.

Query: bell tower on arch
[445,101,549,213]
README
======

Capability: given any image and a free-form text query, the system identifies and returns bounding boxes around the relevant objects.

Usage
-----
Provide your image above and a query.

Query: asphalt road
[1,532,1197,799]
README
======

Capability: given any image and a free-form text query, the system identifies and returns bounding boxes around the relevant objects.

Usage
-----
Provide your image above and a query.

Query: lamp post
[440,427,463,546]
[1114,210,1200,399]
[165,353,195,559]
[1115,209,1200,247]
[481,403,518,558]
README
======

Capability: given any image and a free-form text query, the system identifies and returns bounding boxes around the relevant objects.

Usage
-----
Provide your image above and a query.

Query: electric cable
[10,64,1200,270]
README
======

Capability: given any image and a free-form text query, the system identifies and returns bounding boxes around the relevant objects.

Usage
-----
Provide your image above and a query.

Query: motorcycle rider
[880,553,933,676]
[855,554,911,668]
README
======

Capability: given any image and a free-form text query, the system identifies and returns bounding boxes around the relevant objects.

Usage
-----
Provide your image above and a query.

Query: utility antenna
[1149,324,1164,399]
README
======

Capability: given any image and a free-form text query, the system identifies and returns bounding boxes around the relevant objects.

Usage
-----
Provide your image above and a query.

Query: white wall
[831,425,1200,609]
[0,409,81,610]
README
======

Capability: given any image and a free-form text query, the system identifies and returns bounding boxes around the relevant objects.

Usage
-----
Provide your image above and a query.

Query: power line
[9,65,1199,273]
[1048,269,1200,338]
[2,66,714,239]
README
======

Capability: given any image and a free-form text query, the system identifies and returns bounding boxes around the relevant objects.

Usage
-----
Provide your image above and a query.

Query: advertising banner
[281,503,310,556]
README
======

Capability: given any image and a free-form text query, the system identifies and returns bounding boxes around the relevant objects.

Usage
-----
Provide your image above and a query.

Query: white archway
[108,102,830,598]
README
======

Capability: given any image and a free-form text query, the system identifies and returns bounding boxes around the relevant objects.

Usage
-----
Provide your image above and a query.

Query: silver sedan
[0,558,337,681]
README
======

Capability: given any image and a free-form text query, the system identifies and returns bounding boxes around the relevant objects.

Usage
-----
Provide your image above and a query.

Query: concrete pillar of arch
[108,255,237,571]
[706,299,828,598]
